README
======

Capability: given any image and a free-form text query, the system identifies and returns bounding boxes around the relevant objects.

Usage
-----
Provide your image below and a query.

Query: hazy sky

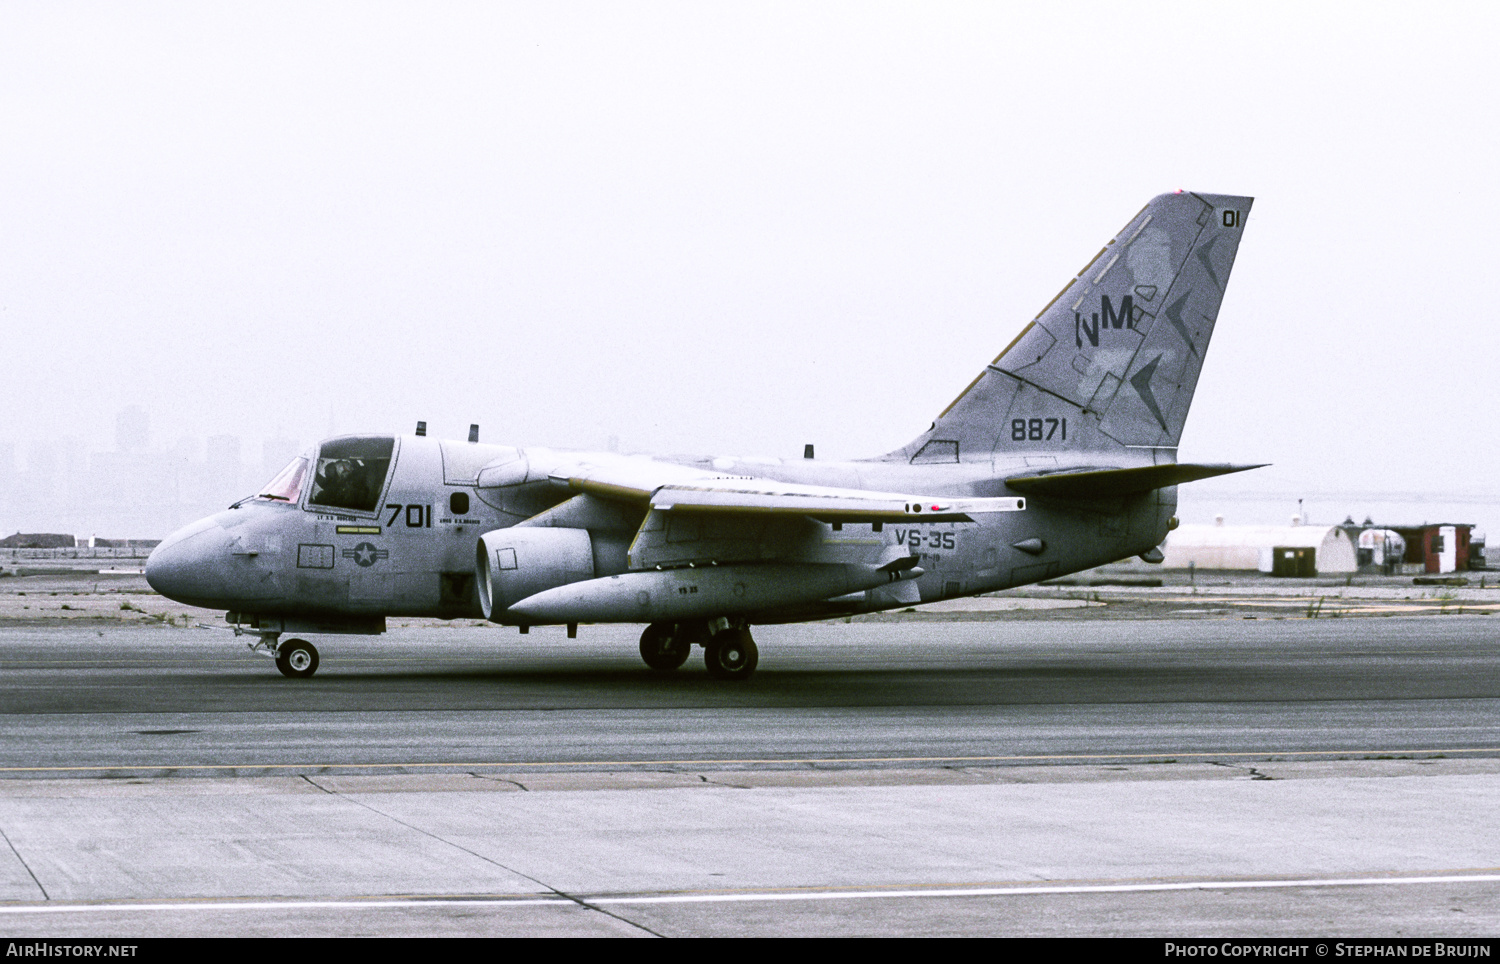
[3,3,1496,507]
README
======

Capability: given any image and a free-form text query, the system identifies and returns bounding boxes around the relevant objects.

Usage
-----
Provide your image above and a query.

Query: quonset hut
[1161,523,1358,575]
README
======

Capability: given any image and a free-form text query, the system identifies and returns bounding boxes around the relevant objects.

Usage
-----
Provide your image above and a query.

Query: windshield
[308,436,395,513]
[257,457,310,503]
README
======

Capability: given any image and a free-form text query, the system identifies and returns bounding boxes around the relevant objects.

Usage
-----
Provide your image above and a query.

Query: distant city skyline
[2,5,1496,537]
[0,404,304,538]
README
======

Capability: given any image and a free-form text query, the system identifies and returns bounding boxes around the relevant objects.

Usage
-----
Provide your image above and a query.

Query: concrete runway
[0,617,1496,773]
[1,615,1498,936]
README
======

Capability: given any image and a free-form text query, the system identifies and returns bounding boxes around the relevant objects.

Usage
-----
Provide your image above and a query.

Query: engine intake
[476,527,595,621]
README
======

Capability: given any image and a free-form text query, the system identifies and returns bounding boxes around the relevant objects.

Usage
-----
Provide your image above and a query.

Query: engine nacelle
[476,527,595,621]
[506,562,923,624]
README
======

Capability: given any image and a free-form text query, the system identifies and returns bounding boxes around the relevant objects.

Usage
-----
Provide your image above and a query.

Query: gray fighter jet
[147,191,1260,680]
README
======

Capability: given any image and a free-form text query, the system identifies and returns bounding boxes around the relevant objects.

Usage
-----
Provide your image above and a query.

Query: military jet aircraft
[147,190,1259,680]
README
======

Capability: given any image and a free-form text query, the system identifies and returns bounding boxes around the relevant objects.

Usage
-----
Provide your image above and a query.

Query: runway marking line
[3,872,1500,915]
[1,747,1498,774]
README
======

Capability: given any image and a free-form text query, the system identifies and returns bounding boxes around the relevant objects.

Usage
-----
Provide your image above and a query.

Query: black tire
[704,628,758,681]
[275,639,319,679]
[639,623,691,671]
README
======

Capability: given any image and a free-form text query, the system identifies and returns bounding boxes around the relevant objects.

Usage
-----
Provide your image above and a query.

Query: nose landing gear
[274,638,320,679]
[220,621,324,679]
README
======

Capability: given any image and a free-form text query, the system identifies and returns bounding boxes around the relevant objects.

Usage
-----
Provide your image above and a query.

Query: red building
[1388,524,1472,574]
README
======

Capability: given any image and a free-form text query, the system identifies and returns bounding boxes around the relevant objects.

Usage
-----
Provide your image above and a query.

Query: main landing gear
[638,621,758,681]
[639,623,693,671]
[703,627,757,680]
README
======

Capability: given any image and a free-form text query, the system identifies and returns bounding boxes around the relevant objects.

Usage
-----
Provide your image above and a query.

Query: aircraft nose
[146,518,235,606]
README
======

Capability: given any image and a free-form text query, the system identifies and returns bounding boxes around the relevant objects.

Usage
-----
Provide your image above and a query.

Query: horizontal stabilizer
[1004,463,1265,500]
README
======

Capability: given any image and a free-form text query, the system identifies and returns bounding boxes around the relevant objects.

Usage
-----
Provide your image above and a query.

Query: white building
[1162,523,1359,573]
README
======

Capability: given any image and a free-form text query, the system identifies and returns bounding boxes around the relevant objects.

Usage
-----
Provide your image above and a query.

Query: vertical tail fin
[890,191,1252,463]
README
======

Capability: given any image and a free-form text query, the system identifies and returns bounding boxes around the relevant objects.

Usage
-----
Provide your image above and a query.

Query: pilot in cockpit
[312,459,377,512]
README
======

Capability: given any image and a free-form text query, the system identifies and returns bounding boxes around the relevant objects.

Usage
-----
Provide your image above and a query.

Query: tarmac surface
[0,568,1498,936]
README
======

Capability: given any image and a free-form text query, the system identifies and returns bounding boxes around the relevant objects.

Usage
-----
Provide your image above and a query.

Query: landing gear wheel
[275,639,319,679]
[639,623,691,671]
[704,628,758,681]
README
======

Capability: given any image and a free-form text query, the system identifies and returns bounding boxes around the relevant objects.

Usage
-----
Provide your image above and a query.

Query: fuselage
[146,432,1175,628]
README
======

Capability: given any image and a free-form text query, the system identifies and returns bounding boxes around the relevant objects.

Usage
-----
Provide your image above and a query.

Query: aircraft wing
[549,458,1025,523]
[548,455,711,503]
[1003,463,1266,500]
[649,482,1025,523]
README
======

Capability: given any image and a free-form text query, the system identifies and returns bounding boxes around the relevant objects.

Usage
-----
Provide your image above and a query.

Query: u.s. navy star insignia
[342,542,389,568]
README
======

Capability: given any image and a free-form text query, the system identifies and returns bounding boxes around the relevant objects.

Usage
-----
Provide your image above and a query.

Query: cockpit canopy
[255,436,398,511]
[307,436,396,513]
[257,456,311,503]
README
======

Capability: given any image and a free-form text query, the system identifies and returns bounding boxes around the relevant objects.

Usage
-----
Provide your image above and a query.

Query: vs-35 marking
[895,530,958,550]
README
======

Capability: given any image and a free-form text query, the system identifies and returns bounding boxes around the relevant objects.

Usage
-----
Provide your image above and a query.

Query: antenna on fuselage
[468,424,479,443]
